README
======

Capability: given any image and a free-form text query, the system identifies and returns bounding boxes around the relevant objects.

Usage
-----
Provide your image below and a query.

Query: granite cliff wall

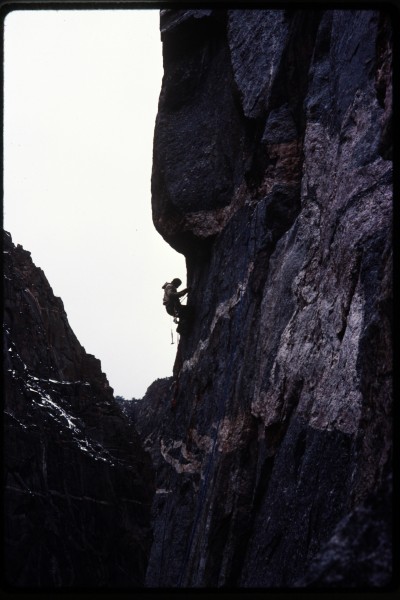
[3,231,154,587]
[139,8,393,587]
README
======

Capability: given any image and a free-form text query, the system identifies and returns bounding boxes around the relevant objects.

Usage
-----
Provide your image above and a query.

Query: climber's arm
[177,287,190,297]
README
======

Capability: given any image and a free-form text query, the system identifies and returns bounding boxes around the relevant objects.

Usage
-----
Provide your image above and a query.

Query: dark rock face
[146,8,393,588]
[294,472,393,588]
[118,378,181,586]
[3,231,154,587]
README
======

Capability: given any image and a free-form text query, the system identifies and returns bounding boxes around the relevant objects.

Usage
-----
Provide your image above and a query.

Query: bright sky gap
[3,9,186,399]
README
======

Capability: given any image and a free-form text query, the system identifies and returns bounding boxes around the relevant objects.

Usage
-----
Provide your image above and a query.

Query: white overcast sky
[3,9,186,399]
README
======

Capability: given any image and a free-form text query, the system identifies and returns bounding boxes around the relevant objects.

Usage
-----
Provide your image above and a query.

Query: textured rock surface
[118,378,181,586]
[3,231,154,587]
[145,8,393,588]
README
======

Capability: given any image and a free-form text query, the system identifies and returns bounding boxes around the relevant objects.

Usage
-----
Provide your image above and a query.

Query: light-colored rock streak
[157,413,250,474]
[181,261,254,373]
[160,438,201,474]
[160,414,252,473]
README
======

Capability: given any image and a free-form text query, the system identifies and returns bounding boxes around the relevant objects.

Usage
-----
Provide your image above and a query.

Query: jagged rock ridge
[140,8,393,588]
[3,231,154,587]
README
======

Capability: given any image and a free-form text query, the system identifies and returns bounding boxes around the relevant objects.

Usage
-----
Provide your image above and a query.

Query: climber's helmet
[172,278,182,288]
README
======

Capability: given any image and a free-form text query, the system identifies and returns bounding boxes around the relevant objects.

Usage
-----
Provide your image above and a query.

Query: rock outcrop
[143,8,393,587]
[3,231,154,587]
